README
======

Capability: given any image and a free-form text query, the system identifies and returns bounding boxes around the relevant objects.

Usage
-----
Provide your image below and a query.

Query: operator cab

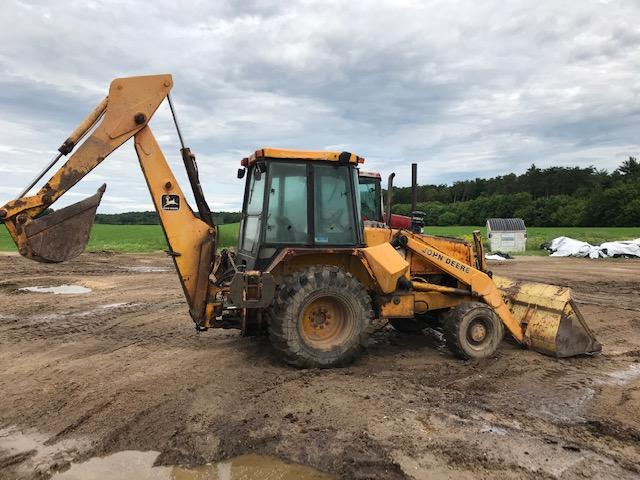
[357,171,383,223]
[357,170,413,230]
[236,148,365,270]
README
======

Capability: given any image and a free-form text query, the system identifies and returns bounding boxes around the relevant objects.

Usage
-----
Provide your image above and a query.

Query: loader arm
[0,74,220,329]
[400,231,526,343]
[398,230,601,357]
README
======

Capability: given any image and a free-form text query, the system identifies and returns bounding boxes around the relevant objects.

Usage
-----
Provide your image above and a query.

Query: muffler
[494,275,602,358]
[12,184,105,263]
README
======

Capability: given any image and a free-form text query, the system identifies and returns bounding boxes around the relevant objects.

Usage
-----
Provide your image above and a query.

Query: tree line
[390,157,640,227]
[95,211,242,225]
[90,157,640,227]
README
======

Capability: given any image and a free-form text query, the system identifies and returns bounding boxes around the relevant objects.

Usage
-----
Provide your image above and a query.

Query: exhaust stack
[410,163,424,233]
[385,172,395,226]
[411,162,417,212]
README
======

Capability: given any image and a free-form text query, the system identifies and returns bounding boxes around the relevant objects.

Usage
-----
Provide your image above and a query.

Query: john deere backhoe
[0,74,601,367]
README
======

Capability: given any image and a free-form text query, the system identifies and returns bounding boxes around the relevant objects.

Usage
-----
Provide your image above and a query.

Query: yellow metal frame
[379,294,415,318]
[379,291,468,318]
[134,126,218,325]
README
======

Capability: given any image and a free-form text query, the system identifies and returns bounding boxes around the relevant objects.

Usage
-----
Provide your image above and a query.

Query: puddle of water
[0,427,86,477]
[19,285,91,295]
[173,454,332,480]
[51,451,332,480]
[124,266,169,273]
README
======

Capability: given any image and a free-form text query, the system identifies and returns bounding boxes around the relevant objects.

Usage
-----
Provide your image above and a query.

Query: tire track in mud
[366,326,640,477]
[0,303,149,340]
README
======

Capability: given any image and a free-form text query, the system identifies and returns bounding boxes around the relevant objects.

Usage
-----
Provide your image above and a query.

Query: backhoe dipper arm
[0,74,220,329]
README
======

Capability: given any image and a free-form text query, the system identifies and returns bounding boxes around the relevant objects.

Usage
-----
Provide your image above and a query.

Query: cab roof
[243,148,365,166]
[358,170,381,179]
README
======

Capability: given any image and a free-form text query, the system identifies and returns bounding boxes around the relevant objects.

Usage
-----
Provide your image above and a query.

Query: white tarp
[547,236,640,258]
[485,254,508,261]
[600,239,640,257]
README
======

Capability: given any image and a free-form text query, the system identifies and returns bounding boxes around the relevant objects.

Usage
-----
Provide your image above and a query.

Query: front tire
[443,302,504,360]
[268,266,374,368]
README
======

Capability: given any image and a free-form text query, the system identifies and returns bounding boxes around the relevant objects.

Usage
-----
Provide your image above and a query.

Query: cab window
[240,166,265,252]
[358,177,381,222]
[314,164,357,245]
[265,163,308,244]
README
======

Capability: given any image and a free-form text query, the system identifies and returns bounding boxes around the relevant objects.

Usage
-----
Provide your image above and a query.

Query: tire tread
[443,301,502,360]
[268,265,374,368]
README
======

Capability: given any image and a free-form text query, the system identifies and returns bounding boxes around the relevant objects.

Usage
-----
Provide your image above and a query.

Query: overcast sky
[1,0,639,213]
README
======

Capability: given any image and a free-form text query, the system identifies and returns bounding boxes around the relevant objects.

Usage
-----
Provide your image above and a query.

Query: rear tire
[443,302,503,360]
[268,266,374,368]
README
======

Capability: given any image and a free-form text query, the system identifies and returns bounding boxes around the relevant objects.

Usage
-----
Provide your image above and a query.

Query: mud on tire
[268,266,374,368]
[443,301,504,360]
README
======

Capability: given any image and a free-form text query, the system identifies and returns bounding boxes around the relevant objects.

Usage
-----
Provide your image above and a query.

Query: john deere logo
[161,194,180,211]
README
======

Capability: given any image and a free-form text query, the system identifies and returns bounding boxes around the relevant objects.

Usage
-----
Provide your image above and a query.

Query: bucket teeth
[493,275,601,358]
[19,185,105,263]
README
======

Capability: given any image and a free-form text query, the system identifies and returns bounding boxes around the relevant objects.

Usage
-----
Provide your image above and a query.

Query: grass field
[0,223,240,253]
[0,223,638,254]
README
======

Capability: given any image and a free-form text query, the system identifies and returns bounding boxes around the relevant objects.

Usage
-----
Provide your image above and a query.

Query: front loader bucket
[493,275,602,358]
[18,184,105,263]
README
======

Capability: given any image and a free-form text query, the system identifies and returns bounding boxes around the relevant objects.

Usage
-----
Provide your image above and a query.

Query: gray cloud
[1,0,639,211]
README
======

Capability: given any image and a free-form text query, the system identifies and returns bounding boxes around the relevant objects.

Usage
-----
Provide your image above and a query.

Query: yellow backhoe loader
[0,74,601,367]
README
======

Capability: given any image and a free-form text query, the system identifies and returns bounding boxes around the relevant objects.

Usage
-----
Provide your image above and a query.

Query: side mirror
[237,168,246,179]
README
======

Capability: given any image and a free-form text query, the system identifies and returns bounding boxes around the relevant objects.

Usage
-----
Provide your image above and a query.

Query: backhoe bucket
[493,275,601,358]
[18,184,105,263]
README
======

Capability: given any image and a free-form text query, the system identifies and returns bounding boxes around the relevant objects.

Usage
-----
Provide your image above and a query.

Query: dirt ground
[0,252,639,479]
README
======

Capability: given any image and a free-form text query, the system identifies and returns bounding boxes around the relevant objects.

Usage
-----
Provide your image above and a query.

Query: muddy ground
[0,252,639,479]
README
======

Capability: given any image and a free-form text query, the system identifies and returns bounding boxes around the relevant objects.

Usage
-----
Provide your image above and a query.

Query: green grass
[1,223,638,254]
[0,226,14,251]
[0,223,240,253]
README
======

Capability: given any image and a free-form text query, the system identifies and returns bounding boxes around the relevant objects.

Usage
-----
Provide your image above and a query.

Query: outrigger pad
[22,184,106,263]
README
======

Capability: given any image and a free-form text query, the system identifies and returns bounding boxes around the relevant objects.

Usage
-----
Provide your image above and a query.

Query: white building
[486,218,527,253]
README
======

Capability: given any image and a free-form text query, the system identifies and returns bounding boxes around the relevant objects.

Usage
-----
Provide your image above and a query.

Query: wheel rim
[299,295,354,350]
[466,316,494,351]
